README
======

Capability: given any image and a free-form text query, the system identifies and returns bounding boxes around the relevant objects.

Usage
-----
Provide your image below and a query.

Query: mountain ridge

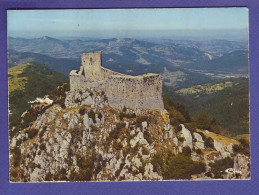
[8,36,249,75]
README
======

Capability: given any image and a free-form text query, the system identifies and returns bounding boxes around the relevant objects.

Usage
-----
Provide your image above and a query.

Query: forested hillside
[164,78,249,136]
[9,63,66,127]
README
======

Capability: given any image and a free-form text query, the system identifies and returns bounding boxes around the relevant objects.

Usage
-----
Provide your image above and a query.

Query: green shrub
[204,137,214,149]
[175,125,182,133]
[239,138,249,147]
[98,112,103,120]
[142,146,150,155]
[49,82,70,102]
[15,106,49,133]
[10,169,19,178]
[109,122,126,140]
[75,98,80,104]
[135,115,156,128]
[39,143,46,150]
[182,146,191,156]
[95,162,102,177]
[90,125,99,132]
[45,172,53,181]
[76,151,95,181]
[60,168,66,175]
[26,129,39,139]
[119,112,136,120]
[233,138,250,156]
[143,131,153,144]
[113,141,123,150]
[70,127,82,140]
[16,139,22,146]
[139,165,145,175]
[185,123,197,133]
[11,147,21,167]
[198,132,207,141]
[88,110,96,123]
[151,153,163,174]
[104,95,108,102]
[163,153,206,180]
[205,171,212,177]
[196,149,203,155]
[163,96,191,125]
[209,157,234,178]
[193,111,223,134]
[178,137,185,142]
[79,108,86,115]
[233,144,239,153]
[136,116,148,128]
[130,144,140,155]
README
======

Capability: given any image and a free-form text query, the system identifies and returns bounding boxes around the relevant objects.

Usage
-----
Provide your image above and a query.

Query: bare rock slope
[9,86,250,182]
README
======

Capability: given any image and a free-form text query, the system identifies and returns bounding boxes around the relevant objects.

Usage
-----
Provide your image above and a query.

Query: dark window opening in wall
[82,68,85,77]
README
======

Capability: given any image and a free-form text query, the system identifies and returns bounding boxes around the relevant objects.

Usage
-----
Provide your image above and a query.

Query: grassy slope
[176,81,235,96]
[9,62,66,126]
[8,63,29,93]
[196,129,239,145]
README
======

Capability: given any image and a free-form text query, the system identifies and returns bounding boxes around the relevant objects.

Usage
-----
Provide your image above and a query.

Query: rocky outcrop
[180,124,193,150]
[193,132,204,149]
[214,139,232,158]
[9,88,250,182]
[65,88,109,109]
[233,154,250,179]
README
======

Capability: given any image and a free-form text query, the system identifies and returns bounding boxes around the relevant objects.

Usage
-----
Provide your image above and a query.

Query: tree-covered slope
[8,62,66,127]
[164,78,249,136]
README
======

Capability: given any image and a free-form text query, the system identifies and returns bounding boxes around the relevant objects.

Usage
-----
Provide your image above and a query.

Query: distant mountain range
[204,50,248,73]
[8,50,80,74]
[185,50,249,74]
[8,49,214,90]
[8,36,249,75]
[148,39,248,56]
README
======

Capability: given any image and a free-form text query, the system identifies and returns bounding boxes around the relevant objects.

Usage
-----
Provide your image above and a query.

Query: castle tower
[81,51,102,82]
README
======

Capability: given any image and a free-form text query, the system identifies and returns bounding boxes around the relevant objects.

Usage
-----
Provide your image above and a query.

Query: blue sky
[8,8,248,38]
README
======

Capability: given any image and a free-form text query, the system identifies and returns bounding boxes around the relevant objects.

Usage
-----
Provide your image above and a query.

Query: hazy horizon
[8,8,248,40]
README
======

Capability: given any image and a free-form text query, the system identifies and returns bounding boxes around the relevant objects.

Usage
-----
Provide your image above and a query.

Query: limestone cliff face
[9,87,250,182]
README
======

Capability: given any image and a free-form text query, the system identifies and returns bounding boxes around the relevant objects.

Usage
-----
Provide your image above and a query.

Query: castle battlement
[69,51,164,110]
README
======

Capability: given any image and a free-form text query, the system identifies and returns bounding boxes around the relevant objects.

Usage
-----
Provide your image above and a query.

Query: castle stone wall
[70,51,164,110]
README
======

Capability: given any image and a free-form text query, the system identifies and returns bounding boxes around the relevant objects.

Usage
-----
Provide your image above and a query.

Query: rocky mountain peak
[9,85,250,182]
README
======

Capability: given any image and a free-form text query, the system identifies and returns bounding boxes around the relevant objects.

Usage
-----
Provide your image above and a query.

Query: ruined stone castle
[69,51,164,110]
